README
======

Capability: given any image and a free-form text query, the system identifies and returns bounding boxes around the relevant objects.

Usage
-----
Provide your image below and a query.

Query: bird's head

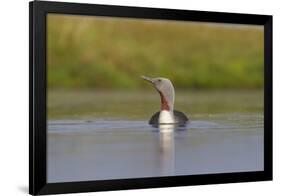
[141,76,175,111]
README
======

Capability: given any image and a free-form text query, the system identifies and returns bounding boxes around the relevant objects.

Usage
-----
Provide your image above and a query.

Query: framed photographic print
[29,1,273,195]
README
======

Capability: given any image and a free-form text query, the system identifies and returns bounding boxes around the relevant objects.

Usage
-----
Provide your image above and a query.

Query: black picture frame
[29,1,273,195]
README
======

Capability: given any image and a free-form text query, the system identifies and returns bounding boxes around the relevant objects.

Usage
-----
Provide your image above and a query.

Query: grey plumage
[149,110,189,127]
[141,76,189,127]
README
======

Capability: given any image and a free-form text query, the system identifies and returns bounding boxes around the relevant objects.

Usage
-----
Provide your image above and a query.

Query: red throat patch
[158,91,170,111]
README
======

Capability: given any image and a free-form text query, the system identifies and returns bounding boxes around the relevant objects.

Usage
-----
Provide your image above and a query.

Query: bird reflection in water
[158,124,175,176]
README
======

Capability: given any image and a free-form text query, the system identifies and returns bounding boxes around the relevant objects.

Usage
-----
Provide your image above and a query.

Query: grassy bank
[47,89,263,120]
[47,14,264,90]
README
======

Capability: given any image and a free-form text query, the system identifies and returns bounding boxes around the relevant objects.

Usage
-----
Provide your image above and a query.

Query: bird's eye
[158,79,161,82]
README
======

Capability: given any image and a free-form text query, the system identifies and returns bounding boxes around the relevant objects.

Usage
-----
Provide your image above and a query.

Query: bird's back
[149,110,189,127]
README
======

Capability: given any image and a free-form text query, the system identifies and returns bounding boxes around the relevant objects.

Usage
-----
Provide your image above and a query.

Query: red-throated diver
[142,76,189,126]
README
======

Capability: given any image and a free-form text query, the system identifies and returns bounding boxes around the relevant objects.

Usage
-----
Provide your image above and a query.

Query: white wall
[0,0,279,195]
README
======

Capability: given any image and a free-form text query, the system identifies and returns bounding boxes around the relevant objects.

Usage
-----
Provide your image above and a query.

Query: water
[47,113,263,182]
[47,90,263,182]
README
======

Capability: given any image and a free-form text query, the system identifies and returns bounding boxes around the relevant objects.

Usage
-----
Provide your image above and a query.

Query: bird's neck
[158,91,175,124]
[158,91,174,112]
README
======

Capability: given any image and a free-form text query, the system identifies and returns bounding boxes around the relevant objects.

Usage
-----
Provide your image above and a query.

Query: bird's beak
[141,75,154,84]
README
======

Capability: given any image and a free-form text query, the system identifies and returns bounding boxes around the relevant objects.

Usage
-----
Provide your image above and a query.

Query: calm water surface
[47,90,264,182]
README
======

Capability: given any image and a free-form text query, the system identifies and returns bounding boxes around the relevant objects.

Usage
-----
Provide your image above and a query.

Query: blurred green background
[47,14,264,120]
[47,14,264,90]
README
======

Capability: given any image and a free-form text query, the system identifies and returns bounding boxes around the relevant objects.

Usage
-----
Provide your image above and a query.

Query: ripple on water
[48,113,263,134]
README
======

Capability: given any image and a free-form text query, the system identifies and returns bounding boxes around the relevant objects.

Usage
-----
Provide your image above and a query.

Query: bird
[141,76,189,127]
